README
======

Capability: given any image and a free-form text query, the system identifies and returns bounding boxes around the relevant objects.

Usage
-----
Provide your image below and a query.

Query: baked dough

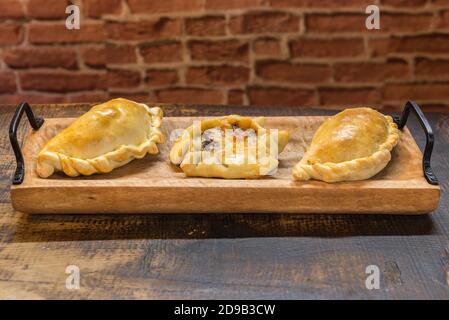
[36,98,164,178]
[292,107,399,182]
[170,115,289,178]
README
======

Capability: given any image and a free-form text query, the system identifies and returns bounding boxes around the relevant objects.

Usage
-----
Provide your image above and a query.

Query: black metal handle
[393,101,438,185]
[9,102,44,185]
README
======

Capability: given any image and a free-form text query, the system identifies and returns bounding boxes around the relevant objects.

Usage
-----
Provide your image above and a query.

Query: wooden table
[0,103,448,300]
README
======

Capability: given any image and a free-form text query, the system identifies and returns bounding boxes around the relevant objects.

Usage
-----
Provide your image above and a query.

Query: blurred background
[0,0,448,111]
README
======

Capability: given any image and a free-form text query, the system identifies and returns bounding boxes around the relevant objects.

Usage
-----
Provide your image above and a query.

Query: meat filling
[201,124,256,151]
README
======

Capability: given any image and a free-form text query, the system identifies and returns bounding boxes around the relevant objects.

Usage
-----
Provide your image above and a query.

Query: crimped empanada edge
[36,105,165,178]
[292,114,400,182]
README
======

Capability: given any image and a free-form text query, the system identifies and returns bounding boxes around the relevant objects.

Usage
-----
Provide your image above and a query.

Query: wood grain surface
[0,102,449,299]
[11,116,439,214]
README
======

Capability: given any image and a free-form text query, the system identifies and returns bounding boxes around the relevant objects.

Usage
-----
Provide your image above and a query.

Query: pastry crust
[170,115,289,179]
[292,107,399,182]
[36,98,164,178]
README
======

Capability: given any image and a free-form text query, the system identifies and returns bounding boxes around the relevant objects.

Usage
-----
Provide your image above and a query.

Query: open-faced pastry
[292,107,399,182]
[170,115,289,179]
[36,98,164,178]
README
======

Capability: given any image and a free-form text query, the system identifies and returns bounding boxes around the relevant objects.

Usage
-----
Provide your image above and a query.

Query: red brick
[383,83,449,101]
[106,44,137,64]
[415,58,449,78]
[29,22,105,44]
[109,92,149,102]
[230,11,300,34]
[108,69,141,88]
[248,86,316,106]
[306,14,364,33]
[0,0,25,19]
[186,66,250,85]
[254,38,282,56]
[185,16,226,36]
[306,13,432,33]
[128,0,203,13]
[0,72,16,94]
[19,71,106,92]
[433,0,449,6]
[155,88,224,104]
[206,0,267,10]
[319,87,381,106]
[145,70,179,86]
[67,92,110,103]
[334,60,409,83]
[381,0,427,7]
[107,19,182,41]
[370,34,449,56]
[381,103,403,112]
[27,0,68,19]
[256,60,331,83]
[0,93,67,104]
[81,47,106,68]
[228,89,245,105]
[0,25,23,46]
[290,38,364,58]
[83,0,122,18]
[369,38,390,56]
[438,10,449,29]
[189,40,249,63]
[140,42,183,64]
[3,47,78,69]
[377,13,432,32]
[270,0,372,8]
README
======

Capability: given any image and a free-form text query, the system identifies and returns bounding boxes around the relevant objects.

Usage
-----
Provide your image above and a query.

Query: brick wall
[1,0,449,111]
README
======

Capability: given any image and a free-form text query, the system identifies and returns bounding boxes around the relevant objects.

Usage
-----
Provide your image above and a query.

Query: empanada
[292,107,399,182]
[37,98,164,178]
[170,115,289,179]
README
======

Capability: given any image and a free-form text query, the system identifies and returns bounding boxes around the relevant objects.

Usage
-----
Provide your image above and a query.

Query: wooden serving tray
[10,115,440,214]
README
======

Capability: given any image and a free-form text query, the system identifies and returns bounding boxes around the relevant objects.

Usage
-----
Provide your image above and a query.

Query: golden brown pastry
[37,98,164,178]
[293,107,399,182]
[170,115,289,179]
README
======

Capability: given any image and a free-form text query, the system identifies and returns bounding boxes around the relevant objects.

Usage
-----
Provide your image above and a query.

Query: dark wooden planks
[0,103,448,299]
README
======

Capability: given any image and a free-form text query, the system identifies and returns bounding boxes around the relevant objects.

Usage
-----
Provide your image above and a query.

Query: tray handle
[9,102,44,185]
[393,101,438,185]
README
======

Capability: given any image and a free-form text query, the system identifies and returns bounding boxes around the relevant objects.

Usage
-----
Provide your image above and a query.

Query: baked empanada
[292,107,399,182]
[170,115,289,179]
[37,98,164,178]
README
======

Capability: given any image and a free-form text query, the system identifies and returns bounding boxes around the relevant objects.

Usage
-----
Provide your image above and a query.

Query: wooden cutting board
[10,116,440,214]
